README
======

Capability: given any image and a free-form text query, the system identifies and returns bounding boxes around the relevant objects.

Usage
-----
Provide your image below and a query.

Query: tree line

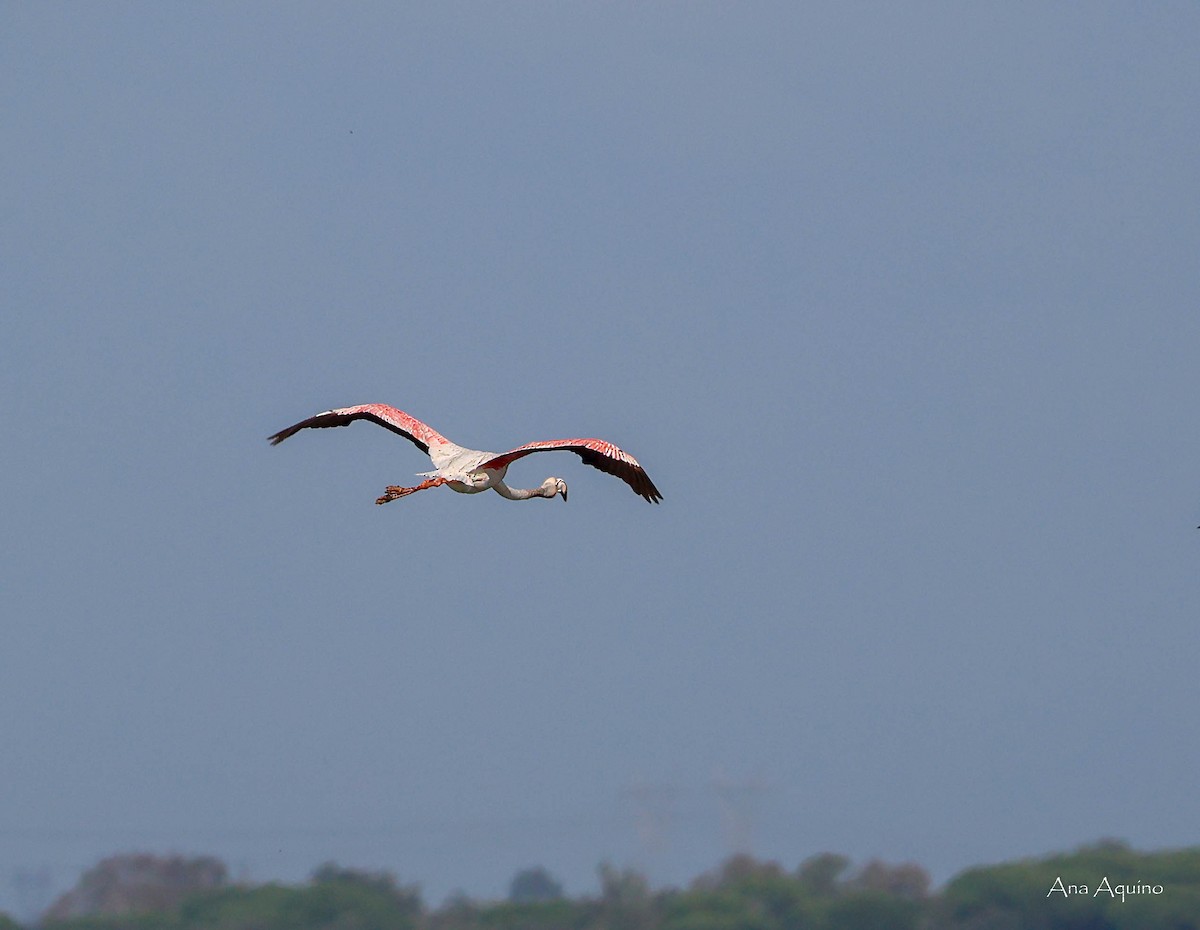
[8,840,1198,930]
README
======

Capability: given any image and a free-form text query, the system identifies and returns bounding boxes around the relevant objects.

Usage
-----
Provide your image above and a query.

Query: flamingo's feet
[375,477,446,505]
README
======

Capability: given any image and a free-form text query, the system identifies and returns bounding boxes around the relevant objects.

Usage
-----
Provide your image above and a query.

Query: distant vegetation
[15,841,1199,930]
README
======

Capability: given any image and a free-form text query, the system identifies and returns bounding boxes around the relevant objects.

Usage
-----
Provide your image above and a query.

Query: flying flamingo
[269,403,662,505]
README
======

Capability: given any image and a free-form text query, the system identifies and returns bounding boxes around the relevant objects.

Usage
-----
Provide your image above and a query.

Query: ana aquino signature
[1048,876,1164,902]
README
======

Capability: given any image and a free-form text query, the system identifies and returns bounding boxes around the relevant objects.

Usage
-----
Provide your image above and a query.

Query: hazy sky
[3,1,1199,919]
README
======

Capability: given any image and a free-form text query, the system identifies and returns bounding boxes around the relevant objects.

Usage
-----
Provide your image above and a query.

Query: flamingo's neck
[493,479,555,500]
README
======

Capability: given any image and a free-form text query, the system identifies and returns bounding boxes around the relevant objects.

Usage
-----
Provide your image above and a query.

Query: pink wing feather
[482,438,662,503]
[267,404,450,455]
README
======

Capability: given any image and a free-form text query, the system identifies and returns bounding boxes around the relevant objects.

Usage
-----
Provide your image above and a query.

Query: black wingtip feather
[577,447,662,504]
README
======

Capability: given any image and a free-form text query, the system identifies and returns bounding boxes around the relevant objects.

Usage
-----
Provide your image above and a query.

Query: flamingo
[268,403,662,505]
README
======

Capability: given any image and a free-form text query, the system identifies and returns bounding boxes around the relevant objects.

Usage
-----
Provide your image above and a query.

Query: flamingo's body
[269,403,661,505]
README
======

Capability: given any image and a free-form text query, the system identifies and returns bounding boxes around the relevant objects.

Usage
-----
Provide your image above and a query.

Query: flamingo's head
[542,477,568,502]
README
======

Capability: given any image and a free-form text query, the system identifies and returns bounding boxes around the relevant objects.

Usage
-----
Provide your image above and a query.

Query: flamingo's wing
[268,404,451,455]
[482,439,662,503]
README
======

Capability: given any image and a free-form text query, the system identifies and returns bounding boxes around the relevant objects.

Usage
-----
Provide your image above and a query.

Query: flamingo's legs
[375,477,448,505]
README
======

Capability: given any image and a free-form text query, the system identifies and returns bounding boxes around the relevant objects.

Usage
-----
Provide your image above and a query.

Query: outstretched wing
[482,438,662,503]
[268,403,451,455]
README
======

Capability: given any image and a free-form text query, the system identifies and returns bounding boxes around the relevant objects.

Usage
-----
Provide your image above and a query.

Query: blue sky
[3,1,1199,918]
